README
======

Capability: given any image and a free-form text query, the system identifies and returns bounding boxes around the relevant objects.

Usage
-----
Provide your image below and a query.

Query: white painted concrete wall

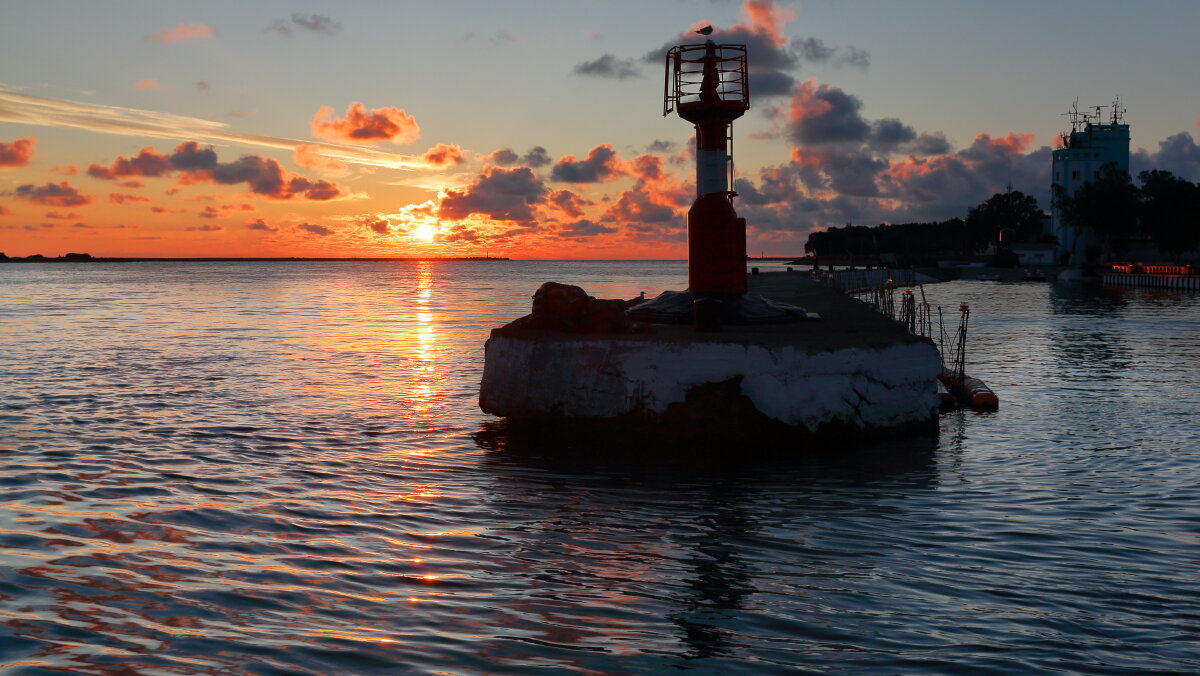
[480,334,940,432]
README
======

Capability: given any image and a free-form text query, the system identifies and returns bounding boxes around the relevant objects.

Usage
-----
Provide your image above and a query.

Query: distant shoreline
[0,255,511,263]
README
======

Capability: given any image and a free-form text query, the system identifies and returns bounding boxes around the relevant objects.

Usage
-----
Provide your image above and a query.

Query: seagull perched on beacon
[696,25,713,36]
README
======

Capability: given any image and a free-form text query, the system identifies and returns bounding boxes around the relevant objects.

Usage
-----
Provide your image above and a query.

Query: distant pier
[1102,264,1200,291]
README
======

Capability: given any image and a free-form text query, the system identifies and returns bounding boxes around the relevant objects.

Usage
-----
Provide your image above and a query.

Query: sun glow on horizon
[413,223,436,241]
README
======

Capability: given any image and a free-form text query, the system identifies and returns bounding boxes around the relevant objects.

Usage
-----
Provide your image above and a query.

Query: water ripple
[1,263,1198,673]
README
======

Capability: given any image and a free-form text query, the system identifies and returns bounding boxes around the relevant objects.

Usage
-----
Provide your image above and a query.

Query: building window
[1072,170,1081,180]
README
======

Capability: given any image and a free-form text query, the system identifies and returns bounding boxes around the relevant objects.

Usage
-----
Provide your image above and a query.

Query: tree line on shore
[804,167,1200,266]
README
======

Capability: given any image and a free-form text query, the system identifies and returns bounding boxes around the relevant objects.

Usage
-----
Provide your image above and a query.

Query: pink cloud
[293,144,347,173]
[150,24,214,43]
[420,143,465,168]
[135,79,162,90]
[739,0,796,48]
[0,137,35,167]
[311,103,420,145]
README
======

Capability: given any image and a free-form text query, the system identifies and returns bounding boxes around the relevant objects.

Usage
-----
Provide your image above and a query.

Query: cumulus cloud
[1132,131,1200,181]
[573,54,640,80]
[439,165,547,224]
[358,216,391,234]
[641,0,869,100]
[443,223,483,243]
[788,79,871,145]
[87,142,344,200]
[600,153,691,235]
[268,13,342,37]
[14,181,93,207]
[913,132,951,156]
[523,146,551,168]
[487,148,519,166]
[737,127,1052,234]
[420,143,465,168]
[311,102,420,145]
[0,137,34,166]
[546,189,590,219]
[297,222,334,236]
[43,211,79,219]
[550,144,624,183]
[150,24,214,43]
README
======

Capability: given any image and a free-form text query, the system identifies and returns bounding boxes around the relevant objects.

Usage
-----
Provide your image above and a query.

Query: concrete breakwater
[479,272,941,446]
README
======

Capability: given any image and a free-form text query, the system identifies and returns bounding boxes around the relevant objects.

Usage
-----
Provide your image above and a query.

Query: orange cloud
[15,182,93,207]
[420,143,465,168]
[739,0,796,48]
[976,132,1034,154]
[547,189,589,219]
[311,102,420,145]
[150,24,214,43]
[186,224,223,232]
[601,153,690,230]
[0,137,35,167]
[293,144,347,173]
[52,164,78,175]
[0,206,11,215]
[135,79,162,90]
[108,193,152,204]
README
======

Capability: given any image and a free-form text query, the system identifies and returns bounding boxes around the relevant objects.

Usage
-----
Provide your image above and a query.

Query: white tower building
[1050,100,1130,265]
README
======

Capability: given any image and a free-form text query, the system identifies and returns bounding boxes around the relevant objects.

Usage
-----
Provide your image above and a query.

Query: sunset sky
[2,0,1199,259]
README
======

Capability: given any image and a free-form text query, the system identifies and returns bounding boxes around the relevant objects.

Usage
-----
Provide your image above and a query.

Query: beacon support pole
[665,40,749,295]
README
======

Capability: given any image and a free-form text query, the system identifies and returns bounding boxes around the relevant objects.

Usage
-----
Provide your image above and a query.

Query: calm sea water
[2,260,1198,675]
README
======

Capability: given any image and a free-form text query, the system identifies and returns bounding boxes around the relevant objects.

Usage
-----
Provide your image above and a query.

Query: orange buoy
[960,376,998,411]
[939,369,999,411]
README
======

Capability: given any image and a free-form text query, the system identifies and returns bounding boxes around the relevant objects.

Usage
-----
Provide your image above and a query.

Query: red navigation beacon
[664,40,749,295]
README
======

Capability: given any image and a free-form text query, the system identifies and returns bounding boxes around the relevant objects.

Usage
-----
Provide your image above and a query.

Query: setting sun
[413,224,436,241]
